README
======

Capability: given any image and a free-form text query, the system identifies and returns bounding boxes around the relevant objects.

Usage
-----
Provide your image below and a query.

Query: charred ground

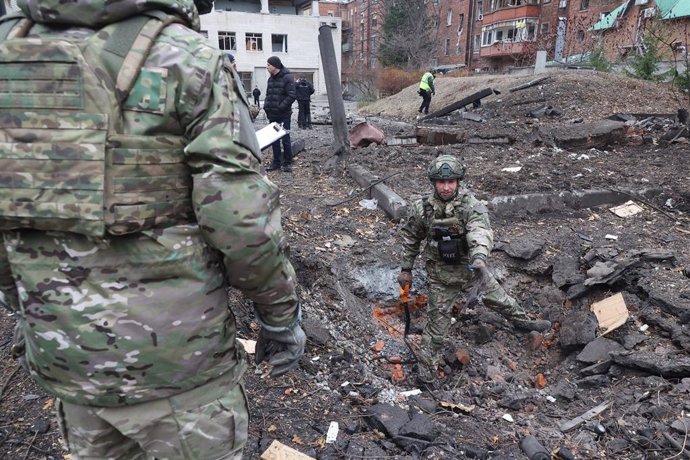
[1,70,689,459]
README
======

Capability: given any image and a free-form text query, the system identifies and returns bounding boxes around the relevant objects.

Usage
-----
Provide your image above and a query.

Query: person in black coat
[295,77,315,129]
[252,85,261,106]
[263,56,296,172]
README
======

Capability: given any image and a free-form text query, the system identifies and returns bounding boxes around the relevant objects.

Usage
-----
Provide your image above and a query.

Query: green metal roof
[655,0,690,19]
[591,0,690,32]
[592,0,630,31]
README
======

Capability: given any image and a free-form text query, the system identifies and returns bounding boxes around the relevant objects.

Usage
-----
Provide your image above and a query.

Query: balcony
[482,5,540,24]
[479,40,533,58]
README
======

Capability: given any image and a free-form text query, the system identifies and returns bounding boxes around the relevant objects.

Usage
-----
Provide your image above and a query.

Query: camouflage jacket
[399,189,494,273]
[0,0,299,407]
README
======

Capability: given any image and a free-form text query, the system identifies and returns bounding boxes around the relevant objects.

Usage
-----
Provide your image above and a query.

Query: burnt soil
[1,70,689,459]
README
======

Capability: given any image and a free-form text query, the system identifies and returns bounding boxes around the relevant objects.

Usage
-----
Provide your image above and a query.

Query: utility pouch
[437,237,462,265]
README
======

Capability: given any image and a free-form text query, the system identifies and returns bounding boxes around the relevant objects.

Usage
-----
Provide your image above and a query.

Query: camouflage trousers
[57,373,248,460]
[418,269,528,369]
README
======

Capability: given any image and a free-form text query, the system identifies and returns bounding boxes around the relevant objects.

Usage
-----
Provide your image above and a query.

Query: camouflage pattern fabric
[0,0,298,413]
[57,375,248,459]
[400,190,529,368]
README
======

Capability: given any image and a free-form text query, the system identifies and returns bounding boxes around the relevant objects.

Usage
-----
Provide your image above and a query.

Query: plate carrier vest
[0,10,194,237]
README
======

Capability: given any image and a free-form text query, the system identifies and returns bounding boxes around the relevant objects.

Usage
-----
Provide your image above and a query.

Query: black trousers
[297,100,311,128]
[419,91,432,114]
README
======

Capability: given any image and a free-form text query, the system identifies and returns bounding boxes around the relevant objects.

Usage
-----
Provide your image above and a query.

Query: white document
[256,122,287,150]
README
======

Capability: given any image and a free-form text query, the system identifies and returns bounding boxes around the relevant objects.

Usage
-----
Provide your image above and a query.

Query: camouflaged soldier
[0,0,305,458]
[398,155,550,383]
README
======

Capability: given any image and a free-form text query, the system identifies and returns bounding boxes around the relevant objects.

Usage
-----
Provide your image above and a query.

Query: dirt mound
[361,70,684,123]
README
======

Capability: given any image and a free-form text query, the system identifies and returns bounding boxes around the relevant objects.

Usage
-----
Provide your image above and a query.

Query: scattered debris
[261,440,315,460]
[325,421,339,444]
[610,200,644,217]
[559,400,613,432]
[508,76,551,93]
[519,435,550,460]
[421,87,494,120]
[348,121,385,148]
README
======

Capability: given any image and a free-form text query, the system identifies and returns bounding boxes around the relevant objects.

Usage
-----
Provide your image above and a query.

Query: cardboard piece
[590,293,629,335]
[256,122,288,150]
[610,200,643,218]
[260,440,315,460]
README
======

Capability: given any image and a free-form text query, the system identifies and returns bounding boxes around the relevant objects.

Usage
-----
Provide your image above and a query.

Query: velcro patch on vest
[124,68,167,114]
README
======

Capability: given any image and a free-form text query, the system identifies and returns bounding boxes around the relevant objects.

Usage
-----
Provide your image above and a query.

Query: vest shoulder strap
[100,11,184,104]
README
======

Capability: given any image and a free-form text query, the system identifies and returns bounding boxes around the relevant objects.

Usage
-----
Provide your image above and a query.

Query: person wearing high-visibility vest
[418,69,437,115]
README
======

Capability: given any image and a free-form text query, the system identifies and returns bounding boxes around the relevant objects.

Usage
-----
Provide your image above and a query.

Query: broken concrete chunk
[398,413,439,442]
[610,351,690,378]
[670,418,690,435]
[552,255,585,288]
[549,120,626,150]
[576,374,611,388]
[559,311,598,351]
[622,332,648,350]
[577,337,626,363]
[366,404,410,438]
[579,360,614,376]
[501,238,544,260]
[301,317,332,346]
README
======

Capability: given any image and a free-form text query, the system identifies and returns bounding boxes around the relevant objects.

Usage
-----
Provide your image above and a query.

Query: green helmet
[427,155,465,181]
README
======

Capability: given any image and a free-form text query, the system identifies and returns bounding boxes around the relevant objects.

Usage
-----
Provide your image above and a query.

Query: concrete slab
[549,120,626,150]
[347,164,408,220]
[489,188,660,217]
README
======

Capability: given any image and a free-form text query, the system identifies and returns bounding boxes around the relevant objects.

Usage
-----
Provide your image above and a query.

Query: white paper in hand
[256,122,287,150]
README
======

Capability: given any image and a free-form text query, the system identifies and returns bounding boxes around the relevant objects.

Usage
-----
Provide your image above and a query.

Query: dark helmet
[427,155,465,181]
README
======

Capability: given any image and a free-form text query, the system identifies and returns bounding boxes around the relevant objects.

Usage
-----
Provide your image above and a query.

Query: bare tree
[378,0,436,69]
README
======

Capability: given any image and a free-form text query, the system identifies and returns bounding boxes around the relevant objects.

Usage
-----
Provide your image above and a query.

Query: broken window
[271,34,288,53]
[458,13,465,33]
[577,30,585,42]
[238,72,252,96]
[445,38,451,55]
[218,31,236,51]
[246,33,263,52]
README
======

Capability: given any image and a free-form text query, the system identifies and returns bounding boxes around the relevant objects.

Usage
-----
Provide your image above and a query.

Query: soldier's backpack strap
[100,10,184,105]
[0,12,33,41]
[422,196,432,229]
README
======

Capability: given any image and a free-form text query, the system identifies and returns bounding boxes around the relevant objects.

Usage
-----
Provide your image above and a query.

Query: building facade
[200,0,342,95]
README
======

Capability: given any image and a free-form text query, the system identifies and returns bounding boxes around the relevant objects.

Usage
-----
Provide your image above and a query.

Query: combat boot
[513,319,551,333]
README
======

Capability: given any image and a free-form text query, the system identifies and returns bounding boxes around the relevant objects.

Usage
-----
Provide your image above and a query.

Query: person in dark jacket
[264,56,296,172]
[295,77,315,129]
[252,85,261,106]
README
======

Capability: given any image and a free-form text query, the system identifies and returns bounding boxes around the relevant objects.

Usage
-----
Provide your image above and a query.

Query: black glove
[255,323,306,377]
[397,270,412,289]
